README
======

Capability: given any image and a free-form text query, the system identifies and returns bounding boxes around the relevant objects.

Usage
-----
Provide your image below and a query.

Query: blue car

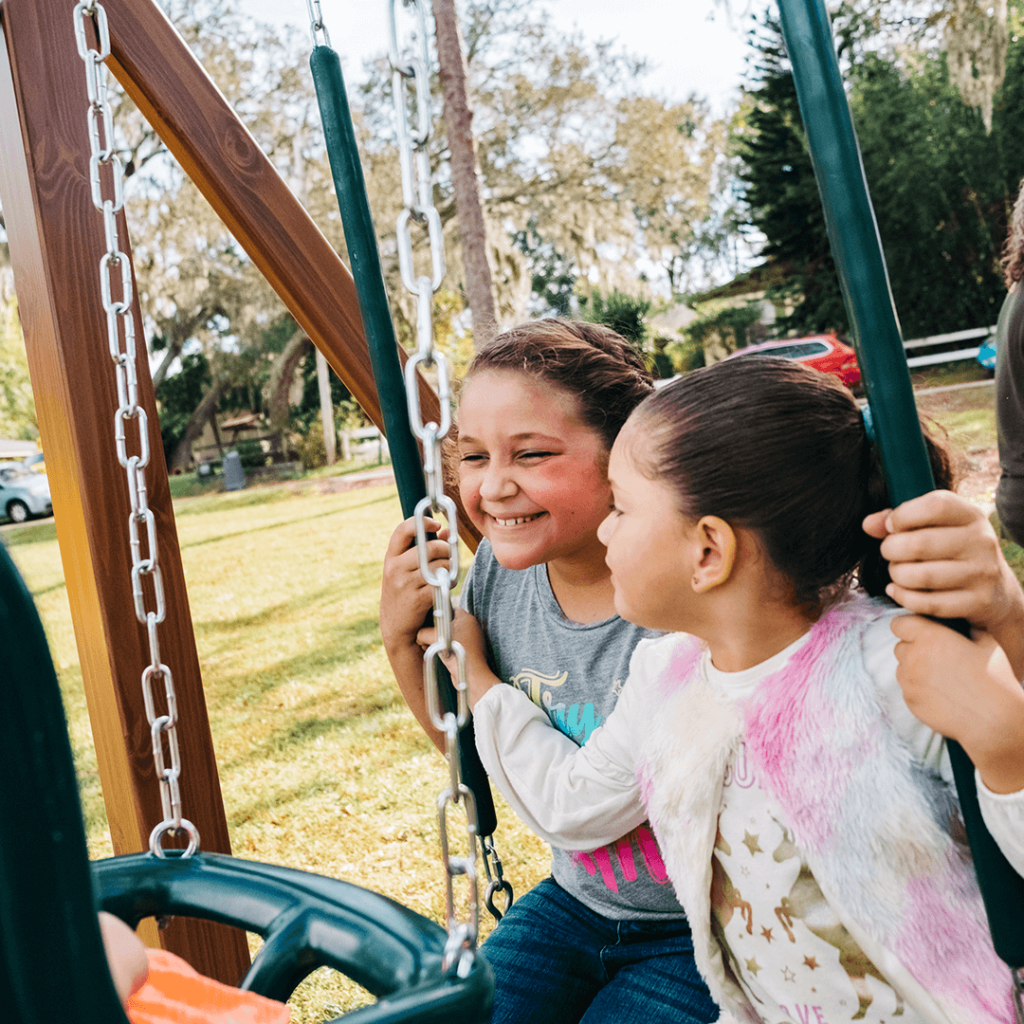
[978,335,997,376]
[0,462,52,524]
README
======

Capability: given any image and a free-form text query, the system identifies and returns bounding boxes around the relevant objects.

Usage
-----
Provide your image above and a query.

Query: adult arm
[867,614,1024,876]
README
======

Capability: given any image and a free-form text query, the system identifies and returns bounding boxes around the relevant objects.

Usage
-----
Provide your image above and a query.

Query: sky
[235,0,764,116]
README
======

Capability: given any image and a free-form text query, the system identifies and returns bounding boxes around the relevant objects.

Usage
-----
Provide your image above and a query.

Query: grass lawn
[5,483,548,1021]
[916,380,998,451]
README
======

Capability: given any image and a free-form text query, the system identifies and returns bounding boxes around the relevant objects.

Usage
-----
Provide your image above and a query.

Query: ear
[690,515,737,593]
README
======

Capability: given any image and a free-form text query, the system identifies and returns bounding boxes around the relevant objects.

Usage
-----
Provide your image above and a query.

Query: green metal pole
[777,0,1024,967]
[310,45,426,514]
[309,45,497,838]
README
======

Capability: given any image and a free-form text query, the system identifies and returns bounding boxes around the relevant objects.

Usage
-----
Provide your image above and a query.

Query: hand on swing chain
[891,614,1024,795]
[863,491,1024,654]
[416,607,499,709]
[380,515,451,651]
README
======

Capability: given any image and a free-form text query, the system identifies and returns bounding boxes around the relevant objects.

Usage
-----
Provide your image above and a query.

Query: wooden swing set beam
[0,0,468,985]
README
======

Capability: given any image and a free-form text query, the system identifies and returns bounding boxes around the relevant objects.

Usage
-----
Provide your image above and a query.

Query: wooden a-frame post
[0,0,471,985]
[0,0,250,982]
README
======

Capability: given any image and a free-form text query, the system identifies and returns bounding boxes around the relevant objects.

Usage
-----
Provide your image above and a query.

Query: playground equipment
[0,0,1020,1016]
[0,0,493,1017]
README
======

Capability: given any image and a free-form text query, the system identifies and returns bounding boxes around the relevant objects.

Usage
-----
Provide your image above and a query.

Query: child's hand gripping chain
[379,320,718,1024]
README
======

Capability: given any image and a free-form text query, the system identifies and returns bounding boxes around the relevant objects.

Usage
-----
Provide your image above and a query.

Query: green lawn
[5,483,547,1021]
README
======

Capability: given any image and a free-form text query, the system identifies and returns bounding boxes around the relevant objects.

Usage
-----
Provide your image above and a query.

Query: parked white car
[0,462,52,523]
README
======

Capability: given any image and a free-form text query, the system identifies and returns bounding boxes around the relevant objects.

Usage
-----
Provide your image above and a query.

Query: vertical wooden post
[0,0,248,983]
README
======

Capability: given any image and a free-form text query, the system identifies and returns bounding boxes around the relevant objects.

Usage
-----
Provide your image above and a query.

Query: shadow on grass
[205,617,384,707]
[226,773,360,827]
[179,492,396,551]
[3,520,58,546]
[26,578,68,599]
[218,682,403,785]
[194,585,358,637]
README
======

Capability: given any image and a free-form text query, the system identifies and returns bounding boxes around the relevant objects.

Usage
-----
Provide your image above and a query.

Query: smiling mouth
[490,512,546,527]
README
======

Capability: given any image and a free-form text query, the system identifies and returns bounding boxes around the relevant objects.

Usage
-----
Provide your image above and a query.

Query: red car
[729,334,861,389]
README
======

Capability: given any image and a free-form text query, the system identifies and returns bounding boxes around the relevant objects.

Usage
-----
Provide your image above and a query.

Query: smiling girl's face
[457,369,612,572]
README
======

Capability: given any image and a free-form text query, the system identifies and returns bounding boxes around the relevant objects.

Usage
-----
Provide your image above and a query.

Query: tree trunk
[151,337,184,390]
[266,328,311,434]
[316,347,336,465]
[432,0,497,347]
[169,377,231,474]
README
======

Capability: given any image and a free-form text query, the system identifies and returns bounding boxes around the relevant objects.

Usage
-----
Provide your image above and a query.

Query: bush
[669,338,707,373]
[578,289,651,349]
[682,303,764,356]
[298,429,328,470]
[235,438,268,469]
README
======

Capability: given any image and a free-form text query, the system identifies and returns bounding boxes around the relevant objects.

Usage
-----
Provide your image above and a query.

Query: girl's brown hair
[465,319,655,449]
[1004,176,1024,289]
[631,357,956,609]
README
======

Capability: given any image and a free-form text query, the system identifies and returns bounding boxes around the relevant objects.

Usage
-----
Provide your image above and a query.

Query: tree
[0,281,37,442]
[578,289,651,350]
[733,9,1024,338]
[834,0,1009,129]
[358,0,729,326]
[432,0,497,345]
[733,17,842,334]
[113,1,355,468]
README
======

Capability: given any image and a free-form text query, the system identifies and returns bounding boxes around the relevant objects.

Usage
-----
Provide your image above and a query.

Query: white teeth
[493,513,542,526]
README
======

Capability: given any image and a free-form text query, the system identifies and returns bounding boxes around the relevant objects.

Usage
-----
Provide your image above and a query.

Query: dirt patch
[959,446,1000,512]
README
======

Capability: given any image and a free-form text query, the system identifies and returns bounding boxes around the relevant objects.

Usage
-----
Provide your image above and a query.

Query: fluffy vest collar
[634,594,1010,1024]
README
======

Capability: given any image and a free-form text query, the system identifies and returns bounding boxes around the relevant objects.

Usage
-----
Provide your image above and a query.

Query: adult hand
[892,614,1024,794]
[864,490,1020,630]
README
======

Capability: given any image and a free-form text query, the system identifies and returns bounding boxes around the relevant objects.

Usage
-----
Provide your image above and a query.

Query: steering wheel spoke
[92,852,493,1022]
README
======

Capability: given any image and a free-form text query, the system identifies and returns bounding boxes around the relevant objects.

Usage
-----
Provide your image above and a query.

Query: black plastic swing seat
[93,850,493,1018]
[0,536,492,1024]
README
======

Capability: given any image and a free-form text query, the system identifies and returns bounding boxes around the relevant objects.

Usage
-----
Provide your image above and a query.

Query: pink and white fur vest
[631,592,1012,1024]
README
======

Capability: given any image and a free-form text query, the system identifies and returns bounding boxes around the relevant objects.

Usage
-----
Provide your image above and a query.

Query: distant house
[685,261,794,363]
[649,303,700,337]
[689,260,793,310]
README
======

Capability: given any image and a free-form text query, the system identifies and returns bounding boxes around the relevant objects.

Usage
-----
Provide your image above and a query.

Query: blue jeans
[481,878,718,1024]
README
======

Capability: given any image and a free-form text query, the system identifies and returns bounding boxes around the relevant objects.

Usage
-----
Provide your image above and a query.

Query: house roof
[688,260,795,304]
[219,413,263,431]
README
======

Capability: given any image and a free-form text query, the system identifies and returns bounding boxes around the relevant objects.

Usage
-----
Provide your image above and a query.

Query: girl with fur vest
[449,358,1024,1024]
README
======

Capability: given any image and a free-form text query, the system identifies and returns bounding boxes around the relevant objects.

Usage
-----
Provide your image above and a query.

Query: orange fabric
[125,949,290,1024]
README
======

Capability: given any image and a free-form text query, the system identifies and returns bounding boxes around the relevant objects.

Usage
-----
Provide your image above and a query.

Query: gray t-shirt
[462,539,686,920]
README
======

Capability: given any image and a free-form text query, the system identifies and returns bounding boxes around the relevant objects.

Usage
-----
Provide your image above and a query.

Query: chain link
[73,0,197,858]
[304,0,331,49]
[389,0,493,964]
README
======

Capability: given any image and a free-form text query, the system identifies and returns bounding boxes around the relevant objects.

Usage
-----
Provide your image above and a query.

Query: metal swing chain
[73,0,199,860]
[303,0,331,49]
[387,0,484,975]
